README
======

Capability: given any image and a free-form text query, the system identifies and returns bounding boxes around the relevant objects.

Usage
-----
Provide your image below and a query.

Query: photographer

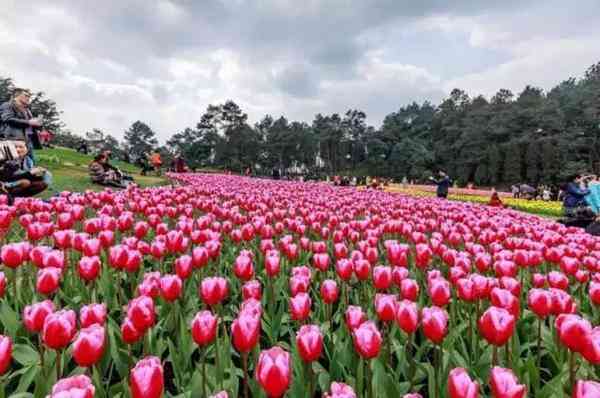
[430,171,452,199]
[0,140,51,203]
[0,88,43,162]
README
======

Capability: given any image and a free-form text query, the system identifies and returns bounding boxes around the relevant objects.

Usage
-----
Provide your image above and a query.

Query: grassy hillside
[34,147,168,197]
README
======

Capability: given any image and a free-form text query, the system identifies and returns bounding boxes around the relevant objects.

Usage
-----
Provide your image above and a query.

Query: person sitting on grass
[489,191,504,207]
[0,139,51,203]
[89,153,126,188]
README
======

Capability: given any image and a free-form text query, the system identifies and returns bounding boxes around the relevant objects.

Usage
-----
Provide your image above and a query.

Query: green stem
[407,333,415,390]
[201,349,207,398]
[570,350,577,393]
[492,345,498,367]
[242,352,249,398]
[56,350,61,380]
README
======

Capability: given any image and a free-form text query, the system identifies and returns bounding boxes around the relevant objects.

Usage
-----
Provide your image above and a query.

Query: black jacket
[0,101,42,149]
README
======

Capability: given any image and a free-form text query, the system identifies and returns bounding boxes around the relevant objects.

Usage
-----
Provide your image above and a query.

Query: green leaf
[11,344,40,366]
[0,301,19,338]
[15,365,38,393]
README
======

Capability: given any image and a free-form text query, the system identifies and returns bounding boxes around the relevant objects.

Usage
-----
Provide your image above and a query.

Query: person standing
[430,170,452,199]
[0,88,42,162]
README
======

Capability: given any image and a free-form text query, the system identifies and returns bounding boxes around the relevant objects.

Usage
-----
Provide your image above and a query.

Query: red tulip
[548,271,569,290]
[490,288,520,317]
[256,346,291,398]
[77,256,101,282]
[583,327,600,364]
[1,243,24,268]
[373,265,392,290]
[320,279,339,304]
[312,253,330,272]
[489,367,526,398]
[589,282,600,306]
[73,324,106,367]
[375,293,397,322]
[174,255,193,279]
[0,335,12,375]
[556,314,592,353]
[527,289,553,319]
[289,276,310,296]
[127,295,156,332]
[323,382,356,398]
[532,273,546,288]
[199,277,229,307]
[82,238,102,257]
[352,321,382,359]
[130,356,164,398]
[138,272,161,299]
[551,288,577,315]
[415,243,432,269]
[478,306,515,347]
[396,299,419,335]
[191,310,218,347]
[448,367,480,398]
[290,292,311,321]
[23,300,55,333]
[421,306,448,344]
[0,272,5,298]
[296,324,323,362]
[80,303,107,327]
[231,314,260,353]
[36,267,62,295]
[42,309,77,350]
[240,298,263,319]
[48,375,95,398]
[121,317,142,344]
[234,253,255,281]
[401,279,420,301]
[53,230,73,249]
[160,274,183,302]
[353,259,371,281]
[335,259,353,281]
[265,252,281,277]
[345,305,366,331]
[573,380,600,397]
[428,278,451,307]
[242,280,262,300]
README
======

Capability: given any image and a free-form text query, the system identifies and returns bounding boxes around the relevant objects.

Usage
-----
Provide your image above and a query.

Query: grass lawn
[33,146,168,198]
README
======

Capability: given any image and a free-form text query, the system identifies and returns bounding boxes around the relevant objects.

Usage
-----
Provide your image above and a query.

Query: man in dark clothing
[430,171,452,198]
[0,89,43,162]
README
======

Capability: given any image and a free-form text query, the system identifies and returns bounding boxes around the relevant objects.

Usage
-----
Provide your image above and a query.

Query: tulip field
[2,174,600,398]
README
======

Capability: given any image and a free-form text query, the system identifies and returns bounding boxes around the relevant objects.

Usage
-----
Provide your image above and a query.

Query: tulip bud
[256,347,291,398]
[345,305,366,331]
[130,356,164,398]
[160,274,183,302]
[48,375,95,398]
[320,279,339,304]
[296,324,323,362]
[0,335,12,376]
[421,306,448,345]
[448,367,480,398]
[242,280,262,301]
[489,367,526,398]
[231,314,260,353]
[199,277,229,307]
[42,309,77,350]
[478,306,515,347]
[352,321,382,359]
[191,310,218,347]
[396,299,419,335]
[73,324,106,367]
[289,293,311,321]
[80,303,107,327]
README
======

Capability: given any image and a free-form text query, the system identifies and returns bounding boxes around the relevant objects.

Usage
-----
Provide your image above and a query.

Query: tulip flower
[73,324,106,367]
[160,274,183,302]
[231,314,260,353]
[23,300,55,333]
[320,279,339,304]
[421,306,448,345]
[289,276,310,296]
[448,367,479,398]
[256,347,291,398]
[401,279,420,302]
[210,392,229,398]
[0,272,5,298]
[36,267,62,295]
[242,280,262,300]
[352,321,382,359]
[80,303,107,328]
[296,324,323,362]
[478,306,515,359]
[174,255,193,279]
[48,375,95,398]
[556,314,592,354]
[375,293,397,323]
[345,305,366,331]
[396,299,419,335]
[489,367,526,398]
[428,278,451,307]
[127,295,156,333]
[42,309,77,350]
[264,252,281,277]
[191,310,218,348]
[121,317,143,345]
[130,356,164,398]
[490,288,520,317]
[289,292,311,322]
[335,259,353,281]
[323,382,357,398]
[573,380,600,398]
[233,253,255,281]
[78,256,101,282]
[583,327,600,365]
[312,252,330,272]
[0,335,12,376]
[199,277,229,307]
[0,243,24,268]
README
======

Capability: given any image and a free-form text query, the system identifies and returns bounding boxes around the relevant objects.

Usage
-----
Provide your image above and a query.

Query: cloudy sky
[1,0,599,142]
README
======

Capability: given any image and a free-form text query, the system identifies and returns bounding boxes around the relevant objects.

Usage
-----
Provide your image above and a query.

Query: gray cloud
[0,0,599,142]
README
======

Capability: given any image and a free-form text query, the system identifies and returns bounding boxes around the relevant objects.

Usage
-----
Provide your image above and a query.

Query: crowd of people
[511,183,558,201]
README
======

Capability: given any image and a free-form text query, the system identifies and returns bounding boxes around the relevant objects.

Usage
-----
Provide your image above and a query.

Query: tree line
[2,61,599,187]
